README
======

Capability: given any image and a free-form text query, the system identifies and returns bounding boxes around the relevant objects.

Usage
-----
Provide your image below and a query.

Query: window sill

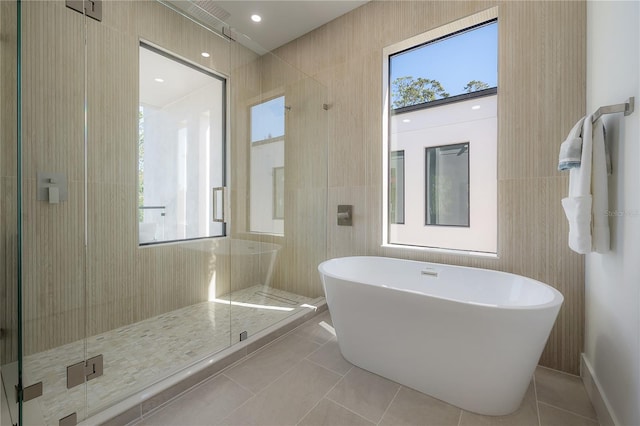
[381,243,498,259]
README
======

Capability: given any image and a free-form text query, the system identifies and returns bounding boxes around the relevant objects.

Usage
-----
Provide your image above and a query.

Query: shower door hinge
[59,412,78,426]
[240,331,248,341]
[66,0,102,21]
[15,381,43,403]
[66,354,104,389]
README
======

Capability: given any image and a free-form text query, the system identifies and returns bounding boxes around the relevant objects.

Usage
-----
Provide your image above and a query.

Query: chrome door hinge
[66,354,104,389]
[66,0,102,21]
[59,412,78,426]
[15,381,43,403]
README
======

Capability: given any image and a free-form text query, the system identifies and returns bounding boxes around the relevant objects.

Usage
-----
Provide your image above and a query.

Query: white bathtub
[318,256,563,415]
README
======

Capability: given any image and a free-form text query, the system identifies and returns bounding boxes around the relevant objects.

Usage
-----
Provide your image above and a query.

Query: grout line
[218,357,306,424]
[537,401,600,423]
[536,364,582,379]
[304,354,351,377]
[221,373,256,396]
[457,409,463,426]
[296,369,348,425]
[533,375,542,426]
[376,386,401,425]
[322,394,377,426]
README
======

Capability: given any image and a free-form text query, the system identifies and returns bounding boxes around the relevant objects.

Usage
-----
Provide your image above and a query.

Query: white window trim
[381,7,499,257]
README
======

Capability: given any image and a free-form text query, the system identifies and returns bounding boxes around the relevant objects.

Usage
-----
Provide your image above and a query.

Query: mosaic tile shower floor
[22,285,312,425]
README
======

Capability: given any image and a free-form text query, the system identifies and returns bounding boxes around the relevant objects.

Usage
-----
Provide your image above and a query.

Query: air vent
[193,0,230,21]
[162,0,230,32]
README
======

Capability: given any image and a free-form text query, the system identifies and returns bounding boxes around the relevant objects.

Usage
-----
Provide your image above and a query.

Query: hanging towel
[560,115,610,254]
[591,118,610,253]
[562,114,592,253]
[558,116,586,170]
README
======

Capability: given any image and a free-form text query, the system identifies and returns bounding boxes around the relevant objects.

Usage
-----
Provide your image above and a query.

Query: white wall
[389,95,497,253]
[585,2,640,426]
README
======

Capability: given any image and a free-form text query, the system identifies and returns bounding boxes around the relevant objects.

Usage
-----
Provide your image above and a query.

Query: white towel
[591,118,610,253]
[562,114,593,254]
[561,114,610,254]
[558,116,585,170]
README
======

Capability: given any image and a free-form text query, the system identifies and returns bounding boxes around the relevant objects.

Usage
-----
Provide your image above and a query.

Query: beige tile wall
[271,1,586,375]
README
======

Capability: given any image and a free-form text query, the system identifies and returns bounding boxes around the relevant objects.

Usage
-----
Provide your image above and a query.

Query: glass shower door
[17,0,90,424]
[1,0,20,424]
[83,0,233,419]
[227,36,329,344]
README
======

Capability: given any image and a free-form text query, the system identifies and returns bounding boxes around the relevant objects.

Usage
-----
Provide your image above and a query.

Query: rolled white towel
[558,116,585,171]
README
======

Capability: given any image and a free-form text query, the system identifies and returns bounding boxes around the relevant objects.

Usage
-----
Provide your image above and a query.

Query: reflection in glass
[138,44,226,244]
[250,96,285,234]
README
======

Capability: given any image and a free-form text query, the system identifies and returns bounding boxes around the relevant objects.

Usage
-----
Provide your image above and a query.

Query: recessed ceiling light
[402,119,411,123]
[251,14,262,22]
[154,78,164,83]
[201,52,210,58]
[471,105,481,110]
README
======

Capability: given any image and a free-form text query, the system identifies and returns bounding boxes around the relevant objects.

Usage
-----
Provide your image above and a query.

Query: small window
[425,143,469,227]
[383,10,498,254]
[138,43,226,245]
[249,96,285,235]
[389,151,405,224]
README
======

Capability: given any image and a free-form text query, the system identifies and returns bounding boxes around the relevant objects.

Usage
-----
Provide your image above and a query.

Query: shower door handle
[212,187,225,223]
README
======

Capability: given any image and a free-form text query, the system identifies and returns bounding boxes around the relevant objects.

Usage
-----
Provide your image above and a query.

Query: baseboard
[581,354,617,426]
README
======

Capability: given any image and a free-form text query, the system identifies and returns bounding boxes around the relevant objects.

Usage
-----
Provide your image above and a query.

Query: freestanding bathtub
[318,256,563,416]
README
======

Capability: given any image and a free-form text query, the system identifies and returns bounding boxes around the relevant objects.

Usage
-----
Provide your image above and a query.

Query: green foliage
[463,80,490,93]
[391,76,450,109]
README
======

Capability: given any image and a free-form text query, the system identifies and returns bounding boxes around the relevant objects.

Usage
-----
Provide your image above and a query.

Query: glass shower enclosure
[0,1,328,424]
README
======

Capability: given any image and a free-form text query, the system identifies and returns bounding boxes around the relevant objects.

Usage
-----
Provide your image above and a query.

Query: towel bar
[592,97,635,123]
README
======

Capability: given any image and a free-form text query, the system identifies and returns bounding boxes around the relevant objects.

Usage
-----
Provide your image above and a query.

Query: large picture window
[138,43,226,245]
[383,10,498,254]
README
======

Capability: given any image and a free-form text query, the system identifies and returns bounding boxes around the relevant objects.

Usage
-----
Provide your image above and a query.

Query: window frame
[137,41,228,246]
[424,142,470,228]
[381,8,499,256]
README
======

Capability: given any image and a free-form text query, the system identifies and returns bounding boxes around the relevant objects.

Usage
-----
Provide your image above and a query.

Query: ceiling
[165,1,369,54]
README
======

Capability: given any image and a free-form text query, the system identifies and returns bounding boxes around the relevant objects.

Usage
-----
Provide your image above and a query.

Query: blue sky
[251,96,285,142]
[390,21,498,98]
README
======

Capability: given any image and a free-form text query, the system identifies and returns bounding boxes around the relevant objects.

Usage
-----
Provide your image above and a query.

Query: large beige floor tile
[535,366,598,420]
[326,366,400,424]
[538,402,599,426]
[221,359,341,426]
[292,313,336,345]
[379,386,461,426]
[459,381,539,426]
[136,375,252,426]
[307,338,353,375]
[224,333,320,394]
[298,398,374,426]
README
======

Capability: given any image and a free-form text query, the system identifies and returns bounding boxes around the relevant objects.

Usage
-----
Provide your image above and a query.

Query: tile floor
[134,310,600,426]
[21,285,313,426]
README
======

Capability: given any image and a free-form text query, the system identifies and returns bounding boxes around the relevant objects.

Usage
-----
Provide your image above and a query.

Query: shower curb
[77,298,327,426]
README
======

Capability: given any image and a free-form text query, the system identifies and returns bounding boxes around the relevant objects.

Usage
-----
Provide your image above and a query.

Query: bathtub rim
[318,256,564,311]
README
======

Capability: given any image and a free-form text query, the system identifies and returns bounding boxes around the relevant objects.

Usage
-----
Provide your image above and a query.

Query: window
[425,143,469,227]
[383,10,498,254]
[249,96,285,235]
[389,151,405,224]
[138,43,226,245]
